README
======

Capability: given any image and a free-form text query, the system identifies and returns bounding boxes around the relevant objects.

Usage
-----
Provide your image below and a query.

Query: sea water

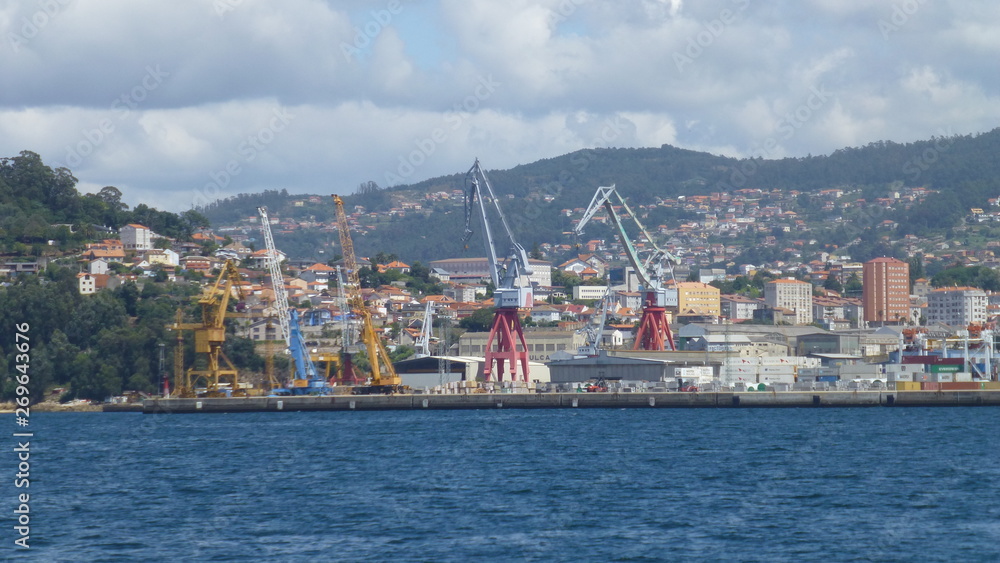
[12,408,1000,561]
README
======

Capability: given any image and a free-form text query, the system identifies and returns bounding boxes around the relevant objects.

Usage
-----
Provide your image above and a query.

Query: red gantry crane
[575,185,680,351]
[463,159,533,382]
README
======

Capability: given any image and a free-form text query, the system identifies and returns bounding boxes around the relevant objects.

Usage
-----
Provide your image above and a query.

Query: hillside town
[14,182,999,390]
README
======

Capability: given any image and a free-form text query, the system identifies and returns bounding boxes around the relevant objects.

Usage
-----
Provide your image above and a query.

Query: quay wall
[136,390,1000,413]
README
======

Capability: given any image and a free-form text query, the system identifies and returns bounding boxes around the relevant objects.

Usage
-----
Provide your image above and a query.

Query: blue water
[9,408,1000,561]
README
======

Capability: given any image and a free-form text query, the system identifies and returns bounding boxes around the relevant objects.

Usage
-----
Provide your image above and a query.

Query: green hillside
[199,128,1000,262]
[0,150,210,255]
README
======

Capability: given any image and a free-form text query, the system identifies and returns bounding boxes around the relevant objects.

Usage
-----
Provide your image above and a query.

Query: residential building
[675,282,721,317]
[299,263,335,285]
[764,279,813,325]
[429,257,552,288]
[698,268,727,284]
[378,260,411,274]
[721,294,760,321]
[76,273,115,294]
[247,249,287,268]
[572,285,610,301]
[862,257,910,324]
[926,287,988,326]
[443,284,478,303]
[143,249,180,267]
[78,273,97,294]
[121,224,152,251]
[82,248,126,263]
[612,291,643,311]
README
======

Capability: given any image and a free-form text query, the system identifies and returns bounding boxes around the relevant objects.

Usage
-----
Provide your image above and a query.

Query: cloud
[0,0,999,211]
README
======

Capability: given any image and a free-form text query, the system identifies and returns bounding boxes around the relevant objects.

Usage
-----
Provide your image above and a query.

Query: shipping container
[982,381,1000,390]
[817,375,839,383]
[921,381,939,391]
[759,366,797,374]
[930,364,961,373]
[940,382,981,391]
[894,381,921,391]
[758,373,795,385]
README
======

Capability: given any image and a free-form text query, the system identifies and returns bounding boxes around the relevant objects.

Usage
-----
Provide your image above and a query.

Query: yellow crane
[333,194,404,394]
[167,259,247,396]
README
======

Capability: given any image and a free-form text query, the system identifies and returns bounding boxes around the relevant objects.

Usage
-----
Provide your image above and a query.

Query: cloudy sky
[2,0,999,212]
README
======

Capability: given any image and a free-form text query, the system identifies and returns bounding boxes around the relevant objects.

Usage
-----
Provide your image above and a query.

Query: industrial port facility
[138,160,1000,414]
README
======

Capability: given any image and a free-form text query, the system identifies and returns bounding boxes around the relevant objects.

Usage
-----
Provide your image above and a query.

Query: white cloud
[0,0,999,211]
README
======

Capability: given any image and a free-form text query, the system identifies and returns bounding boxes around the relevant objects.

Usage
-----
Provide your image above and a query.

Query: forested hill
[0,151,209,254]
[198,127,1000,261]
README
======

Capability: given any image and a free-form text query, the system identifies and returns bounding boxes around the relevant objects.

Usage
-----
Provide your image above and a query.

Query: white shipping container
[759,366,797,375]
[720,371,758,385]
[758,372,796,385]
[724,357,760,366]
[760,356,797,366]
[954,372,973,382]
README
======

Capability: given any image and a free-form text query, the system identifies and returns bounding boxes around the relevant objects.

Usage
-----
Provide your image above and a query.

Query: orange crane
[332,194,404,394]
[167,259,247,396]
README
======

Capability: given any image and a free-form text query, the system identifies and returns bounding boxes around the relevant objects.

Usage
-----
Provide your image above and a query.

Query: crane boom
[575,185,679,291]
[463,159,533,307]
[461,159,531,381]
[257,207,323,390]
[333,194,401,392]
[575,184,678,351]
[415,301,434,358]
[258,207,291,345]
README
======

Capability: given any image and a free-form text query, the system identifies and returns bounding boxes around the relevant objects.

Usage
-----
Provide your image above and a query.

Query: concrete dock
[137,390,1000,413]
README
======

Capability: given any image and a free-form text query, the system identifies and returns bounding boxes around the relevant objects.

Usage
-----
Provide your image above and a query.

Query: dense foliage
[0,152,256,402]
[0,151,208,254]
[200,128,1000,263]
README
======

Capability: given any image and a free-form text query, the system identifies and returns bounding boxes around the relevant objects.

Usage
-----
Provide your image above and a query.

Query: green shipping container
[930,364,961,373]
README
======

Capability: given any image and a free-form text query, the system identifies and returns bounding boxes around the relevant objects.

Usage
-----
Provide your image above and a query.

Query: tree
[530,243,543,260]
[844,273,863,296]
[181,209,210,230]
[459,307,496,332]
[114,281,141,316]
[823,273,843,293]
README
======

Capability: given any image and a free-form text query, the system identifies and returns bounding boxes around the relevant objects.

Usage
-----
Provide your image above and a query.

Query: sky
[2,0,1000,212]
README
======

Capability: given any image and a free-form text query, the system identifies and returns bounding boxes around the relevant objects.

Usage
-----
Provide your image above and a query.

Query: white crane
[335,265,355,350]
[258,206,290,344]
[414,301,434,358]
[463,158,533,381]
[575,185,681,350]
[577,281,614,357]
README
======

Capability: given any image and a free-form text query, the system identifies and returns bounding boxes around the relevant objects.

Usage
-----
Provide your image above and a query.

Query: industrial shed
[393,355,551,388]
[547,352,671,384]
